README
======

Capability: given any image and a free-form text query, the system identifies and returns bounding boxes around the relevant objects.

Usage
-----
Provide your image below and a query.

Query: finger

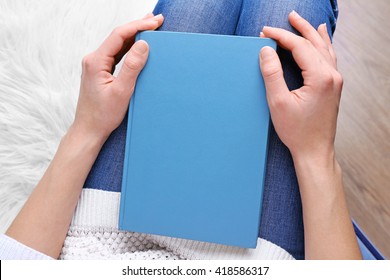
[259,47,291,108]
[262,26,320,72]
[317,23,332,47]
[114,40,149,96]
[317,23,337,67]
[290,11,337,69]
[110,15,158,71]
[97,14,163,60]
[328,45,337,69]
[289,11,328,50]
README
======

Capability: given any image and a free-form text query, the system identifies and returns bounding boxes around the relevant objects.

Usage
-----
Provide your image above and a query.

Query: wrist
[292,146,344,205]
[291,145,338,172]
[292,146,343,193]
[60,123,107,166]
[67,122,108,150]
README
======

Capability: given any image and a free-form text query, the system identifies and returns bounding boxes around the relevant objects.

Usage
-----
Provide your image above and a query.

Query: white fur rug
[0,0,157,233]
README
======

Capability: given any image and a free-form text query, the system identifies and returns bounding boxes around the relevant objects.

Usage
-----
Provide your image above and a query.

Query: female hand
[4,14,165,259]
[73,13,164,141]
[260,11,343,164]
[260,12,362,259]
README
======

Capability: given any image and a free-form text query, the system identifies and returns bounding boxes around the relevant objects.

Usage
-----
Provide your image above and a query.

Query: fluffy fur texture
[0,0,157,232]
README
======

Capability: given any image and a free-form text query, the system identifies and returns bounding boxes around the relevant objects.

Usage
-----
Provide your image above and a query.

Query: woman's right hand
[73,13,164,142]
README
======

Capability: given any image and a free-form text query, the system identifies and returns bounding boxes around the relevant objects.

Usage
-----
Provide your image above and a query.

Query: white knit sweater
[0,188,294,260]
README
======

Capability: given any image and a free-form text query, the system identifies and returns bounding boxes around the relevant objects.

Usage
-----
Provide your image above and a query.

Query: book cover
[119,31,276,248]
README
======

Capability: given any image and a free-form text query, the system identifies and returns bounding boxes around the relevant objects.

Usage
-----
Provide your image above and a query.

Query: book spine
[118,33,143,229]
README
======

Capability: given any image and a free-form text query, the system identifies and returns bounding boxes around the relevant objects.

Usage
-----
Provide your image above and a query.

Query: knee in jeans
[153,0,242,34]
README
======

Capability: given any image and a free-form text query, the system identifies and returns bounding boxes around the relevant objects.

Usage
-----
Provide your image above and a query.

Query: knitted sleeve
[0,234,53,260]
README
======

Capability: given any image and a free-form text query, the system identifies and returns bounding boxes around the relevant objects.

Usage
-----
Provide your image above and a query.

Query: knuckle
[111,27,120,37]
[264,66,283,83]
[300,37,310,46]
[124,54,143,72]
[333,72,344,92]
[334,72,344,87]
[110,27,125,41]
[134,20,143,30]
[319,69,344,93]
[324,72,334,86]
[270,94,287,110]
[81,53,96,71]
[261,58,283,83]
[320,71,334,89]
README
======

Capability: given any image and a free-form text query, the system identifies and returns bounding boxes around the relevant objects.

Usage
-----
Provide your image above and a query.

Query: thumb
[259,47,290,106]
[115,40,149,93]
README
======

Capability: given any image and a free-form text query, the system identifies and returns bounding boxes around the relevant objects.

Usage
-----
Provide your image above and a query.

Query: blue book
[119,31,276,248]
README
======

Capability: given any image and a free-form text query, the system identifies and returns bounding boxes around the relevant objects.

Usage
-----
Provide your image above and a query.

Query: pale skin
[260,11,361,259]
[6,11,362,259]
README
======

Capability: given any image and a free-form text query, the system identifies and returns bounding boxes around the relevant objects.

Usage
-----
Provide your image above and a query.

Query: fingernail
[260,47,275,60]
[291,10,301,18]
[133,40,148,54]
[263,26,271,31]
[259,31,265,37]
[146,13,162,21]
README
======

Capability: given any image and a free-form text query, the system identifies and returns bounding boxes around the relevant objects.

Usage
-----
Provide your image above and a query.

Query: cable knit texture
[59,189,294,260]
[61,228,181,260]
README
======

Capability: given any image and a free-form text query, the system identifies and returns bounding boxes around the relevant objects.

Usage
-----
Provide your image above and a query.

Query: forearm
[6,125,106,259]
[293,151,362,259]
[4,15,163,260]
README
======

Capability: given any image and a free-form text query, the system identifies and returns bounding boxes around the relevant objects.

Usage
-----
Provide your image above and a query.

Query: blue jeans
[84,0,339,260]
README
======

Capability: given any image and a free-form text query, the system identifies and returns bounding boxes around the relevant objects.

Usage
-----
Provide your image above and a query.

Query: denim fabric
[84,114,127,192]
[84,0,338,260]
